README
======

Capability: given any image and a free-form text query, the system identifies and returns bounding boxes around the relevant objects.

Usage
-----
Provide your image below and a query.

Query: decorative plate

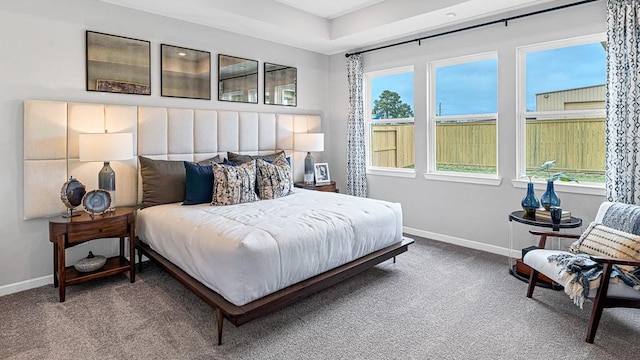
[82,189,111,215]
[60,176,86,209]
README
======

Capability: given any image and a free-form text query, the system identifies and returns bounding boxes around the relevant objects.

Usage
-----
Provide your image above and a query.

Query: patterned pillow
[211,161,258,206]
[570,222,640,271]
[256,153,293,200]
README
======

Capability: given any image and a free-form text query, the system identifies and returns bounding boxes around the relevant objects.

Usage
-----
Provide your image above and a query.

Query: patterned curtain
[606,0,640,204]
[346,54,367,197]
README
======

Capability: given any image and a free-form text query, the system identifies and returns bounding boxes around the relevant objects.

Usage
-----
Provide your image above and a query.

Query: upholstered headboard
[23,99,321,219]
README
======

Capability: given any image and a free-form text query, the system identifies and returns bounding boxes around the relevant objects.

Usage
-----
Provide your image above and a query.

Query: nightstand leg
[129,233,135,283]
[53,243,58,288]
[57,238,66,302]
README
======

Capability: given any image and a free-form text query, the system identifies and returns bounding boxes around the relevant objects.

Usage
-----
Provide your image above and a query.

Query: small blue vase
[540,180,560,211]
[521,182,540,216]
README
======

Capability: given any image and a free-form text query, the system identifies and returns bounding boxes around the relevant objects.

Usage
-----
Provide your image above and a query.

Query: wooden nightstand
[49,207,136,302]
[294,181,338,193]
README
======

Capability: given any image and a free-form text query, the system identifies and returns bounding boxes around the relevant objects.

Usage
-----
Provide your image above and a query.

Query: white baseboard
[0,275,53,297]
[403,226,511,257]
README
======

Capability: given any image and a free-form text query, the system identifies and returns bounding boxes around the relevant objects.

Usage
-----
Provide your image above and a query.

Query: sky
[371,72,414,115]
[370,42,606,117]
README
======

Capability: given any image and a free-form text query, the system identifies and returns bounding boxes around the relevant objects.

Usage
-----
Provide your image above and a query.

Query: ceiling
[97,0,559,55]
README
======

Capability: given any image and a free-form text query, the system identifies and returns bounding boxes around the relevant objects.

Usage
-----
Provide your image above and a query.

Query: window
[518,34,606,183]
[364,66,415,173]
[428,53,498,177]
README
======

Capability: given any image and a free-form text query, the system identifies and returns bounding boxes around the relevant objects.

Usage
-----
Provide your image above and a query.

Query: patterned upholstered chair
[523,201,640,343]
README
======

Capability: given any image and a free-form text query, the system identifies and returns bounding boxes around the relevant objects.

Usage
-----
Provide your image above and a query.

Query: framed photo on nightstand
[314,163,330,184]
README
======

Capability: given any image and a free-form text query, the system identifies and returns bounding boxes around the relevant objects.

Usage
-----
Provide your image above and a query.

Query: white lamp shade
[79,133,133,161]
[294,133,324,152]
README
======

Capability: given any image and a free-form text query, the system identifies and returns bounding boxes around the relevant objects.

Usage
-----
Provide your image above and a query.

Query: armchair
[523,202,640,343]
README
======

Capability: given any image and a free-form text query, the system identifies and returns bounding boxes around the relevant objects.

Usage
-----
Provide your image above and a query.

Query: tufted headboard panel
[23,99,321,220]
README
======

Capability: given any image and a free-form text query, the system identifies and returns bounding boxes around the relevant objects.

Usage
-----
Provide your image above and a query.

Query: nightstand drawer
[66,217,128,243]
[294,181,339,193]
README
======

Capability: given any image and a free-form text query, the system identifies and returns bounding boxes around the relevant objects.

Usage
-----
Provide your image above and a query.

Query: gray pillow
[227,150,285,164]
[139,155,220,208]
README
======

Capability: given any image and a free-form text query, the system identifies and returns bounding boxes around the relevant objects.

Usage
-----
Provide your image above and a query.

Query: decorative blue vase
[521,182,540,216]
[540,180,560,211]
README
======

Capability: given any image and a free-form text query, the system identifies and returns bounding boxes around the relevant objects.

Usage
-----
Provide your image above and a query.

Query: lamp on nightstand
[79,131,133,210]
[294,133,324,184]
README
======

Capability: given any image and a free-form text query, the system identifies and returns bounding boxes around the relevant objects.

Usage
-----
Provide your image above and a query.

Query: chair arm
[590,256,640,267]
[528,230,581,249]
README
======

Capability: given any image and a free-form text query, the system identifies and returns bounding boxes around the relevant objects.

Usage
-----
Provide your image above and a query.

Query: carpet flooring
[1,236,639,359]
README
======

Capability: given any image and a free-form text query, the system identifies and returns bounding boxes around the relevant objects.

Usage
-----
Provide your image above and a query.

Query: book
[535,208,571,222]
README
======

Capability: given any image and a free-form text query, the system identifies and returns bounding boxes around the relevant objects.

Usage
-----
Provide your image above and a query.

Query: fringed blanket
[547,253,640,309]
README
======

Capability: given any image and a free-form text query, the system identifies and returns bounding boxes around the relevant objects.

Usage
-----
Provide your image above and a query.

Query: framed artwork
[161,44,211,99]
[86,31,151,95]
[264,62,297,106]
[314,163,330,184]
[218,54,258,103]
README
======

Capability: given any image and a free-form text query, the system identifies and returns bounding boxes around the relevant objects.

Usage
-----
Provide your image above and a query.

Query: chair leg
[526,269,539,298]
[586,263,613,343]
[586,302,604,343]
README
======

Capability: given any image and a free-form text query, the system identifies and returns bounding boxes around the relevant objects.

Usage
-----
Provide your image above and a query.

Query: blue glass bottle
[521,182,540,216]
[540,180,560,211]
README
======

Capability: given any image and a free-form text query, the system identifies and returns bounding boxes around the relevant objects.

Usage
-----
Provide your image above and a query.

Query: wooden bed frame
[136,237,414,345]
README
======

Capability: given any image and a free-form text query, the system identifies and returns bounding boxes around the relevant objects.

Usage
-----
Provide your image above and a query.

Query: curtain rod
[344,0,600,58]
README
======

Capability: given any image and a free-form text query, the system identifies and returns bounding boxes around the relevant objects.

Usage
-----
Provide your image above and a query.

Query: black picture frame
[86,31,151,95]
[264,62,297,106]
[218,54,258,104]
[161,44,211,100]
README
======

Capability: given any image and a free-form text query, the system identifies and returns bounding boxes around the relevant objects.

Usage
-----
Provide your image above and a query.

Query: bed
[136,187,410,344]
[23,99,413,345]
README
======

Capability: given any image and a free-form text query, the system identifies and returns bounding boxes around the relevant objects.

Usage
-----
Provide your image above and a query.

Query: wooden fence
[371,124,415,168]
[435,120,496,168]
[371,117,605,173]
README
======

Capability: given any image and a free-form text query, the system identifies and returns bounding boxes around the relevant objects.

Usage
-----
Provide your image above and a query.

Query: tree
[373,90,414,119]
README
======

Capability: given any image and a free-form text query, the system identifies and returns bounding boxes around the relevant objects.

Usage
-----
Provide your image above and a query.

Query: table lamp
[294,133,324,184]
[79,131,133,210]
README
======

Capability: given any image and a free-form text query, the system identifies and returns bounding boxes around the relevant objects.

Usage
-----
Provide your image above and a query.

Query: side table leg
[53,243,58,288]
[56,238,66,302]
[129,234,135,283]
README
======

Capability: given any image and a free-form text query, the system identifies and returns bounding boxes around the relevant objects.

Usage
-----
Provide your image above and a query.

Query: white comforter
[136,189,403,306]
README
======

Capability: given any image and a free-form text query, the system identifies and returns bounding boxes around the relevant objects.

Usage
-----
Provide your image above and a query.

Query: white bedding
[136,189,403,306]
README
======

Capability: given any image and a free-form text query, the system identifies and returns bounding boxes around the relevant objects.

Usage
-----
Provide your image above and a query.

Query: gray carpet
[2,236,639,359]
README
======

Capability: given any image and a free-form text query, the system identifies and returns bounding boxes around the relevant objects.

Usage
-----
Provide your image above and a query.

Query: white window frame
[425,52,501,186]
[514,33,606,195]
[364,65,416,178]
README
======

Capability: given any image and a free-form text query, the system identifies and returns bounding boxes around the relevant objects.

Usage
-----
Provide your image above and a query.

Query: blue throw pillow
[183,161,214,205]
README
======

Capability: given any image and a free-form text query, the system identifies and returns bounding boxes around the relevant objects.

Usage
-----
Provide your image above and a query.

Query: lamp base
[304,152,315,185]
[99,161,116,211]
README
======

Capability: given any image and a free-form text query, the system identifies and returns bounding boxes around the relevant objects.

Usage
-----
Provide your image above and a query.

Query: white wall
[0,0,329,292]
[326,1,607,255]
